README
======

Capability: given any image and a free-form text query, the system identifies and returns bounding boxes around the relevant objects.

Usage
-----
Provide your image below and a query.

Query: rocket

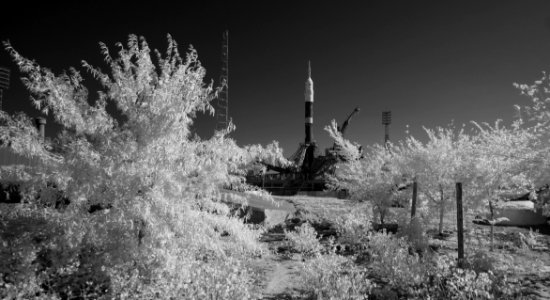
[305,61,314,144]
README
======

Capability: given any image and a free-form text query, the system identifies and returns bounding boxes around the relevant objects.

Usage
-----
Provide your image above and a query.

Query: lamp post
[382,111,391,147]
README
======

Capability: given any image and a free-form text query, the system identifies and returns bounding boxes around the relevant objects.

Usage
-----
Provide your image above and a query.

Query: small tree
[325,121,407,224]
[514,72,550,216]
[403,126,475,235]
[469,120,539,250]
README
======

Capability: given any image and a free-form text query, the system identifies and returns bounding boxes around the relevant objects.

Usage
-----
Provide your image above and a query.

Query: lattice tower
[216,30,229,131]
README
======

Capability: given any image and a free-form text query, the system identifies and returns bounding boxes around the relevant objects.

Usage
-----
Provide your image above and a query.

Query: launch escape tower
[0,67,10,111]
[216,30,229,132]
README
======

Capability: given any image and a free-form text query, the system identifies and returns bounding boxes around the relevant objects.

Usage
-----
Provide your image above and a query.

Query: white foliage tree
[469,120,539,201]
[325,121,408,224]
[402,126,475,235]
[514,73,550,215]
[468,120,540,250]
[0,34,286,298]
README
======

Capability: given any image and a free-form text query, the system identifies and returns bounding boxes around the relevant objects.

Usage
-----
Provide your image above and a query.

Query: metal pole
[456,182,464,268]
[411,181,418,219]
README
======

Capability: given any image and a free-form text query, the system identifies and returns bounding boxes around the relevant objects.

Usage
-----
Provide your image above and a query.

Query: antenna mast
[216,30,229,131]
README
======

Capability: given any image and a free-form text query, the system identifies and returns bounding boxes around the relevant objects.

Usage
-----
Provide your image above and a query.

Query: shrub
[397,217,429,253]
[0,207,123,299]
[415,255,522,299]
[108,253,254,299]
[517,229,543,250]
[320,203,372,255]
[285,222,322,256]
[464,249,497,274]
[367,231,430,291]
[297,253,373,300]
[436,268,494,299]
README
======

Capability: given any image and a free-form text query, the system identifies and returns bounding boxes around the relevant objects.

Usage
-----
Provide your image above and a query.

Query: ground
[246,195,550,299]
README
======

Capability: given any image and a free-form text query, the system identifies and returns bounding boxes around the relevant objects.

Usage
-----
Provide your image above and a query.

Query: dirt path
[251,230,303,300]
[260,256,300,299]
[253,197,304,300]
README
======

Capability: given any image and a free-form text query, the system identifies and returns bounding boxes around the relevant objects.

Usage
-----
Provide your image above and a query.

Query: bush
[434,268,495,299]
[516,229,543,250]
[397,217,429,254]
[285,222,322,256]
[297,253,373,300]
[464,249,497,274]
[367,231,430,291]
[0,207,121,299]
[411,255,522,300]
[332,203,371,248]
[102,208,266,299]
[108,253,254,299]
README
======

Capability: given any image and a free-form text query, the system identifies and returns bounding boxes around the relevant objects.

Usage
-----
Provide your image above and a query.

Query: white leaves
[514,71,550,133]
[0,36,295,278]
[2,34,277,212]
[324,119,362,161]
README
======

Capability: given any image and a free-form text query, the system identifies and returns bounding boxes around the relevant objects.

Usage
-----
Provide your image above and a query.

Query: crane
[337,107,360,136]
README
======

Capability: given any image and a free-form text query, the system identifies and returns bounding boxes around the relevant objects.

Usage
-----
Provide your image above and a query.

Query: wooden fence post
[456,182,464,268]
[411,180,418,220]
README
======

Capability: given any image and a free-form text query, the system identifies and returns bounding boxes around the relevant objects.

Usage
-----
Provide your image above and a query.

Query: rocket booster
[305,61,314,144]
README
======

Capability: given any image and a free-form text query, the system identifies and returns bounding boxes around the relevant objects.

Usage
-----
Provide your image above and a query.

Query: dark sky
[2,1,550,156]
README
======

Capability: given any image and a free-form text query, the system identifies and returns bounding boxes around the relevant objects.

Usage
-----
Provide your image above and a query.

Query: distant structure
[382,110,391,146]
[246,62,361,196]
[216,30,229,131]
[0,67,10,111]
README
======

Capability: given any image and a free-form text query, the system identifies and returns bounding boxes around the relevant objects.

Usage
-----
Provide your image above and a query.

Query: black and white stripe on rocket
[305,61,314,144]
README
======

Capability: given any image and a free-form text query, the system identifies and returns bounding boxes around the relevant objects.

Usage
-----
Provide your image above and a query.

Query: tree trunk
[411,181,417,220]
[438,202,445,235]
[438,187,445,235]
[489,199,495,251]
[456,182,464,268]
[490,224,494,251]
